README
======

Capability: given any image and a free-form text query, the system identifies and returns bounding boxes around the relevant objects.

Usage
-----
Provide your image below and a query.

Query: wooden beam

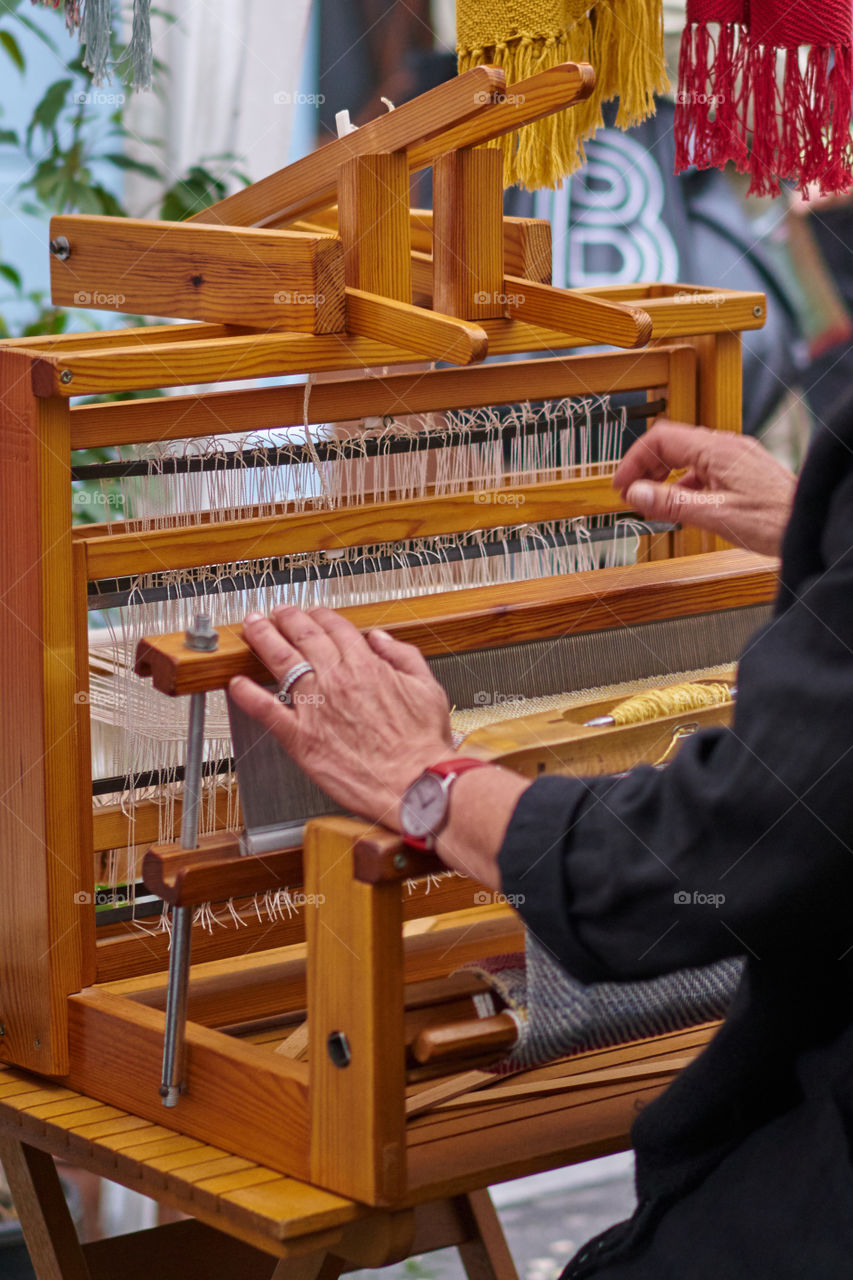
[49,216,346,332]
[64,990,312,1181]
[134,549,778,697]
[69,348,675,450]
[82,472,626,580]
[506,276,652,349]
[345,288,488,365]
[31,292,764,398]
[190,67,507,229]
[0,1138,93,1280]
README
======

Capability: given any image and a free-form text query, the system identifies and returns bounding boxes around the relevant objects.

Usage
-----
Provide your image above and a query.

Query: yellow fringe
[457,0,668,191]
[607,681,733,727]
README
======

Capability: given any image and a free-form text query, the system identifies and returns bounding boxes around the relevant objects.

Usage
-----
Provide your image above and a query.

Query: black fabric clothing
[497,402,853,1277]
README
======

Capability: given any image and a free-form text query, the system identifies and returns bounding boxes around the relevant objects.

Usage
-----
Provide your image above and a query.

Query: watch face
[400,772,448,839]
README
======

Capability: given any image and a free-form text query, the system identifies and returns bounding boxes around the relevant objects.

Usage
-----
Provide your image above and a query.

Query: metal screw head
[49,236,71,261]
[184,612,218,652]
[0,1024,6,1037]
[327,1030,351,1068]
[753,305,763,318]
[33,1039,40,1049]
[60,369,73,385]
[392,852,407,871]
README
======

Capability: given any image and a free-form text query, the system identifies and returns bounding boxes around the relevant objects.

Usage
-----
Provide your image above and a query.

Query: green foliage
[0,4,249,339]
[0,1,249,523]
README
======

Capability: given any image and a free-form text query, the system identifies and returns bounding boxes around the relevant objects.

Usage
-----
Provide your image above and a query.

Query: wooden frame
[0,57,775,1225]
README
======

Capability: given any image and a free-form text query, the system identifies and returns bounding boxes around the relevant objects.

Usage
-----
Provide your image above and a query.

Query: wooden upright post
[0,349,88,1074]
[433,148,504,321]
[338,153,412,301]
[305,818,406,1205]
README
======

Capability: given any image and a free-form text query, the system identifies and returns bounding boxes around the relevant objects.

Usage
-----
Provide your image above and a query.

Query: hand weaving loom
[0,63,778,1250]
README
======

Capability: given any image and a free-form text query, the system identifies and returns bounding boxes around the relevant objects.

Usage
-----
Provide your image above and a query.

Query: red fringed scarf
[675,0,853,197]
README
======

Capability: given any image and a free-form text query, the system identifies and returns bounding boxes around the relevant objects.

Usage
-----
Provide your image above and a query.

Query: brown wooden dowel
[412,1013,519,1065]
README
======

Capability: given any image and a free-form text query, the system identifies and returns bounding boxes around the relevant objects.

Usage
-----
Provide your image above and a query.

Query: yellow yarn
[456,0,669,190]
[607,682,733,726]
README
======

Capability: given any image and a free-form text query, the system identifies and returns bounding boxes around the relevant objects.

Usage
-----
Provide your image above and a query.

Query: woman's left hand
[228,606,454,831]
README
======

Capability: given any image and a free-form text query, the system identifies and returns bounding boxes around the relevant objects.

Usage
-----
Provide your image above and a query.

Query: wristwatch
[399,758,488,851]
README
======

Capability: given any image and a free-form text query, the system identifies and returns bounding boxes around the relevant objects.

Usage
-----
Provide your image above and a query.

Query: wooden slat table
[0,1059,519,1280]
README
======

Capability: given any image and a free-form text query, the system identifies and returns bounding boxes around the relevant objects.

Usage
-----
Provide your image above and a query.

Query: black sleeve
[498,460,853,985]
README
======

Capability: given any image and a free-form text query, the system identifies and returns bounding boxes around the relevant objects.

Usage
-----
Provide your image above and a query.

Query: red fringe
[675,24,853,198]
[674,22,747,175]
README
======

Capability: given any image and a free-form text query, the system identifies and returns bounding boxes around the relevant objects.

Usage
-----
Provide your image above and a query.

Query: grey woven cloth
[464,935,744,1072]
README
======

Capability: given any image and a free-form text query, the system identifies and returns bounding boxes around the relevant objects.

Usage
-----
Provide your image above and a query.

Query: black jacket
[498,408,853,1277]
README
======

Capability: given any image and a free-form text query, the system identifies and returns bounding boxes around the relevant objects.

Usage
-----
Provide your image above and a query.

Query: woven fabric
[676,0,853,196]
[456,0,668,189]
[465,934,743,1072]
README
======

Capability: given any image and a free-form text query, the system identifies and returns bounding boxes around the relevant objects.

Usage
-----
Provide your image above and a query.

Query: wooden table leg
[270,1253,345,1280]
[455,1190,519,1280]
[0,1138,93,1280]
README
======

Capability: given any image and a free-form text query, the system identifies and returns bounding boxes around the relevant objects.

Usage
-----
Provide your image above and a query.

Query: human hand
[228,607,454,831]
[613,420,796,557]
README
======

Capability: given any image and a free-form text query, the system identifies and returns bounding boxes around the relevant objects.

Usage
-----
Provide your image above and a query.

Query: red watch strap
[427,757,488,779]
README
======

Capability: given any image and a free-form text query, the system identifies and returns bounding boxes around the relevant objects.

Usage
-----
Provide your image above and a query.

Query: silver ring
[276,661,314,703]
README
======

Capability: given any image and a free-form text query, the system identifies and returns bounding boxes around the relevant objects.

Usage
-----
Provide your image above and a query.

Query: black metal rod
[72,399,666,481]
[92,754,235,797]
[87,519,672,611]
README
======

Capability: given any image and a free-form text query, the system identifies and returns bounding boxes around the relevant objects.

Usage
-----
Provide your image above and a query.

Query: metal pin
[160,615,217,1107]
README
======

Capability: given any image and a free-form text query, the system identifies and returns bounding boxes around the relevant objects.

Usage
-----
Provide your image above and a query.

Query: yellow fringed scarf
[456,0,668,189]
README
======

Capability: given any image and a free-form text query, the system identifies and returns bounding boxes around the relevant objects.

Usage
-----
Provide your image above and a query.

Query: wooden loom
[0,62,778,1273]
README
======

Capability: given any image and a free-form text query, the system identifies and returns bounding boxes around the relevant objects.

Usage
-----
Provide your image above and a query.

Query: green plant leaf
[0,28,25,72]
[0,263,22,290]
[8,7,60,53]
[0,128,18,146]
[101,152,161,179]
[27,78,74,144]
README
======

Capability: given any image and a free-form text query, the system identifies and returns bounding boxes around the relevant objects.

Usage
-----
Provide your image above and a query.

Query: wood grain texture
[0,1138,93,1280]
[582,284,765,338]
[64,990,312,1181]
[0,350,85,1074]
[338,154,412,300]
[298,208,552,288]
[345,288,488,365]
[84,472,623,580]
[0,1065,361,1252]
[69,347,675,450]
[135,549,778,696]
[506,276,651,348]
[30,294,763,397]
[143,836,302,908]
[402,64,594,183]
[191,67,507,229]
[224,64,592,232]
[306,818,407,1205]
[113,911,516,1035]
[49,216,345,332]
[433,149,504,320]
